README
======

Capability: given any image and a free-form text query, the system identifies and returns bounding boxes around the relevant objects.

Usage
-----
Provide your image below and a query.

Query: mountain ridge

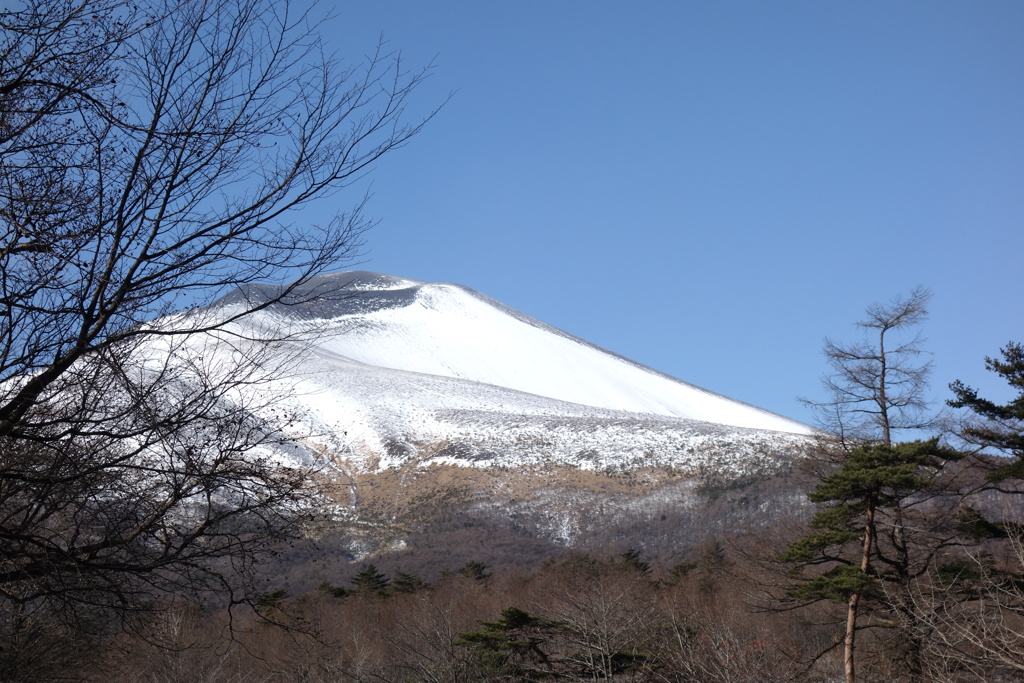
[187,270,819,557]
[218,270,812,440]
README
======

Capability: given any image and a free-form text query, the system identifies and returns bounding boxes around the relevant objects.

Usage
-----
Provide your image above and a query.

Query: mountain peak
[226,270,812,437]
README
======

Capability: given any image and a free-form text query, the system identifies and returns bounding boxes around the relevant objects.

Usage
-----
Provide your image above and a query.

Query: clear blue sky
[303,1,1023,427]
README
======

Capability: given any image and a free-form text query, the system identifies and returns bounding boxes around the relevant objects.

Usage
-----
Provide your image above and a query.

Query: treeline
[83,532,1023,682]
[88,547,846,682]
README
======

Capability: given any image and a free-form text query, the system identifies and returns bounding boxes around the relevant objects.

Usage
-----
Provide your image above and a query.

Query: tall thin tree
[787,288,952,683]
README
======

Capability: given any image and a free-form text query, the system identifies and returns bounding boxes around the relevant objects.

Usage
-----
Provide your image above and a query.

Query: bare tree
[655,603,802,683]
[0,0,437,668]
[533,554,659,680]
[903,527,1024,682]
[786,288,964,683]
[805,287,933,447]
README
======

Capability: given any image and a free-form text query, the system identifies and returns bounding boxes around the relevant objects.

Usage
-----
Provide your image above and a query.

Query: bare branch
[0,0,439,664]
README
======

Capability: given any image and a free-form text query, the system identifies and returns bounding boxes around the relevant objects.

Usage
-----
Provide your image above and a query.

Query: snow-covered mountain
[207,271,811,478]
[172,270,818,555]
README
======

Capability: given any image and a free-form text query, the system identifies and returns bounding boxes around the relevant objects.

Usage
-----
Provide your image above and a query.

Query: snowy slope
[177,270,817,478]
[238,349,803,475]
[227,271,811,436]
[162,270,817,551]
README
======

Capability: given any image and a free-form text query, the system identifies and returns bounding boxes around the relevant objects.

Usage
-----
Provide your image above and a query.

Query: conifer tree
[455,607,561,679]
[926,342,1024,674]
[949,342,1024,480]
[619,549,652,576]
[391,571,426,594]
[803,287,933,446]
[351,564,390,595]
[459,561,491,582]
[783,440,961,681]
[696,537,726,596]
[788,288,946,683]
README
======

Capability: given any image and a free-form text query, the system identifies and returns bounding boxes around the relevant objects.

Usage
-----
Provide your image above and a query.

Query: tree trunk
[844,590,859,683]
[846,500,876,683]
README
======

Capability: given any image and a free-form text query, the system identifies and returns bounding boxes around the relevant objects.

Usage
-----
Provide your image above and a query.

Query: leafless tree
[804,287,933,448]
[532,555,659,680]
[0,0,437,670]
[899,526,1024,682]
[787,289,979,683]
[655,602,802,683]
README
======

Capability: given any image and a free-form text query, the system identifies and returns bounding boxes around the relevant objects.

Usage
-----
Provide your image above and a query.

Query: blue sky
[305,1,1023,428]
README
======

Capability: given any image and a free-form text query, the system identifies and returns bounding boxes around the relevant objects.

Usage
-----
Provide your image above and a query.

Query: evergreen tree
[669,561,697,581]
[317,581,348,599]
[781,439,961,682]
[455,606,561,679]
[459,560,491,582]
[351,564,390,595]
[949,341,1024,480]
[696,537,726,596]
[928,342,1024,674]
[619,549,651,576]
[391,571,426,594]
[791,289,940,683]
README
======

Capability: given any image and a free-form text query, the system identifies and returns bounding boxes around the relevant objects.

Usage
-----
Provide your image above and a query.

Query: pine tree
[949,342,1024,480]
[455,606,561,679]
[351,564,390,595]
[391,571,426,594]
[619,549,652,575]
[931,343,1024,675]
[790,289,942,683]
[781,440,961,682]
[459,561,491,582]
[696,537,726,596]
